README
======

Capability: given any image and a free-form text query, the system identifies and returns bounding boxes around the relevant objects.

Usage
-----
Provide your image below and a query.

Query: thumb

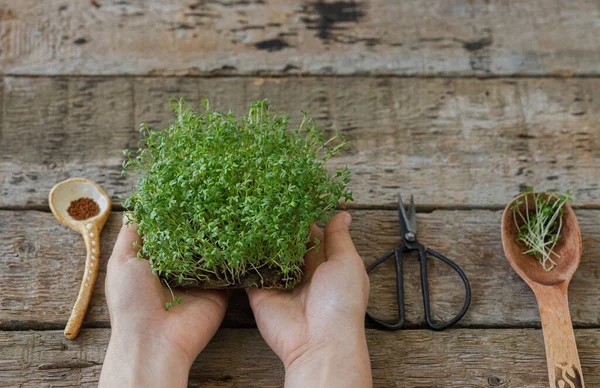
[109,213,142,265]
[324,212,360,263]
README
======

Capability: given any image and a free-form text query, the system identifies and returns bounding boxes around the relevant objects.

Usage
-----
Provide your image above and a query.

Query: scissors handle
[365,245,471,331]
[365,246,405,330]
[420,247,472,331]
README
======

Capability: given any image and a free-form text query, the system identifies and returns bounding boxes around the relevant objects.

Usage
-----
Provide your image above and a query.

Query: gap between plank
[2,204,600,213]
[4,73,600,80]
[2,321,600,332]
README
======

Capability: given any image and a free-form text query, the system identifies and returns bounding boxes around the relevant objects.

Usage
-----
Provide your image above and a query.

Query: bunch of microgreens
[511,188,571,272]
[122,99,352,306]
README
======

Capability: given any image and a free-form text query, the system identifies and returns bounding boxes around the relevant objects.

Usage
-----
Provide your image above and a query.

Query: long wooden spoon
[501,192,584,388]
[49,178,111,339]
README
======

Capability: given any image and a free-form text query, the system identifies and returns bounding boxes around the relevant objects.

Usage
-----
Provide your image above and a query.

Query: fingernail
[342,212,352,226]
[122,213,129,225]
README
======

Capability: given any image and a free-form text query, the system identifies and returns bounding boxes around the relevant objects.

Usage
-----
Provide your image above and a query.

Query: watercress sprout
[122,99,353,290]
[511,188,571,272]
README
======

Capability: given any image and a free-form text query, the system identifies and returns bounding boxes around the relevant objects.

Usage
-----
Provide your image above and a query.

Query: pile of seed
[67,197,100,220]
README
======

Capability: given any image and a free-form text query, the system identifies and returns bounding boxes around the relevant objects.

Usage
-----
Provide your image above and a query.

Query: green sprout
[122,99,352,291]
[511,187,571,272]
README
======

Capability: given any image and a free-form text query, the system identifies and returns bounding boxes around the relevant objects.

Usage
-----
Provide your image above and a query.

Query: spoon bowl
[502,192,582,286]
[49,178,111,232]
[501,192,584,388]
[49,178,111,339]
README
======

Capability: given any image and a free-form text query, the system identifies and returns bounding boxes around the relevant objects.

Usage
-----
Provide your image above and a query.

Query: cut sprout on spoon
[511,188,571,272]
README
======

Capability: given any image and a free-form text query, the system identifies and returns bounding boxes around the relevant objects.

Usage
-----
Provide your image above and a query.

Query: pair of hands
[99,212,372,388]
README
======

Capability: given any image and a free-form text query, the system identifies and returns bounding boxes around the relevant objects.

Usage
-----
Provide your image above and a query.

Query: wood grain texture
[1,0,600,76]
[2,209,600,329]
[3,327,600,387]
[2,76,599,208]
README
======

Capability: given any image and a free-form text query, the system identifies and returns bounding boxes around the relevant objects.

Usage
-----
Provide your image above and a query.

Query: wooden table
[1,1,600,386]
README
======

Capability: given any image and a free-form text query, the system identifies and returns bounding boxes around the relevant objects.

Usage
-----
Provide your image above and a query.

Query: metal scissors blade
[397,192,417,237]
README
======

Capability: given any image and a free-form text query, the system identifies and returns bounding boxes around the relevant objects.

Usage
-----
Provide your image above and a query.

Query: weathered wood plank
[2,0,600,76]
[0,76,134,210]
[2,76,599,208]
[2,327,600,387]
[2,209,600,329]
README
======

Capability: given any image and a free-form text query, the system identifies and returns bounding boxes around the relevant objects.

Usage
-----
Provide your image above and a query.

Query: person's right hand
[247,212,372,388]
[99,216,229,388]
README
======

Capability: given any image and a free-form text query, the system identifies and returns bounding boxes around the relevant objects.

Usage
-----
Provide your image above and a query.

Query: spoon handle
[534,284,584,388]
[64,223,100,339]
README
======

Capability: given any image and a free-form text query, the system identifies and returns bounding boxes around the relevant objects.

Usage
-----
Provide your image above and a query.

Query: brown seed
[67,197,100,220]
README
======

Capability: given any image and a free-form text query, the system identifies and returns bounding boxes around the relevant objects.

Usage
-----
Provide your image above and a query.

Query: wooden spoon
[49,178,111,339]
[501,192,584,388]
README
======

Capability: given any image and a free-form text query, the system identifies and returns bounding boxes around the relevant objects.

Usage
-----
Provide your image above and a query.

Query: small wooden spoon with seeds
[501,192,584,388]
[49,178,111,339]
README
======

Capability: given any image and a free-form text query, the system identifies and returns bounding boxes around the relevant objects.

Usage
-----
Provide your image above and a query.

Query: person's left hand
[99,215,229,388]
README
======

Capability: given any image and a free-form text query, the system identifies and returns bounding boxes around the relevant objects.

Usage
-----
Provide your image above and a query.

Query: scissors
[365,192,472,331]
